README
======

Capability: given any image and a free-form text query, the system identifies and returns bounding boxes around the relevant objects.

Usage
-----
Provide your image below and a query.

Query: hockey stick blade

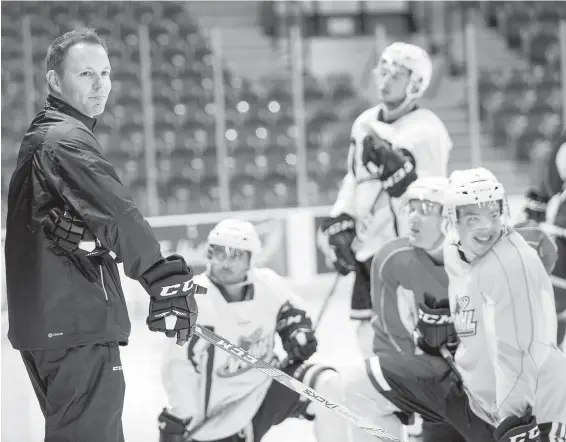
[193,325,399,441]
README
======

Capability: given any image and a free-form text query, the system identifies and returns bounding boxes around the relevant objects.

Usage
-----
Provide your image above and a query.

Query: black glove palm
[320,214,357,276]
[139,255,205,346]
[276,302,318,363]
[361,135,417,198]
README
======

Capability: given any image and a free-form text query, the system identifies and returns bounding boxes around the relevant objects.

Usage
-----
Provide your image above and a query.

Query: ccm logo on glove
[159,280,195,297]
[418,310,453,325]
[324,219,355,237]
[507,429,540,442]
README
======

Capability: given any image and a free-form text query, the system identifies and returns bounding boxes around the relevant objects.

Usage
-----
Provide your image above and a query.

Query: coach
[4,28,202,442]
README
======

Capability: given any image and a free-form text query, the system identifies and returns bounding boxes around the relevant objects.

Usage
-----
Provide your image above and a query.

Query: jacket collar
[45,94,97,131]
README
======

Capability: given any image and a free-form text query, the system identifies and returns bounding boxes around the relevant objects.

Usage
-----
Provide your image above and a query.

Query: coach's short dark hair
[45,28,108,76]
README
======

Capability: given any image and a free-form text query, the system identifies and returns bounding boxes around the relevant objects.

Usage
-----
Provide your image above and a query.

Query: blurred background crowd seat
[477,1,565,161]
[1,1,565,220]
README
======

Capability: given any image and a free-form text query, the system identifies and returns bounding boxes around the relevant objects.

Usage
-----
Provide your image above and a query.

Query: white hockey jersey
[331,105,452,262]
[161,268,307,441]
[444,230,566,426]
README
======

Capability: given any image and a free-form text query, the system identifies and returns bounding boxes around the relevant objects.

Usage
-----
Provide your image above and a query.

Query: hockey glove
[276,301,318,363]
[494,407,540,442]
[41,207,111,258]
[158,409,191,442]
[139,255,205,346]
[523,188,549,223]
[361,135,417,198]
[414,293,458,357]
[320,214,358,275]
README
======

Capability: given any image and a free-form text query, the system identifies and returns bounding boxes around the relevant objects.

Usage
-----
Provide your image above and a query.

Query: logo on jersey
[216,328,271,378]
[453,296,477,337]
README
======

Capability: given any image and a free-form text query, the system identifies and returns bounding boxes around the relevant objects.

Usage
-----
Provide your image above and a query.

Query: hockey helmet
[405,176,450,206]
[445,167,510,228]
[207,218,262,259]
[375,42,433,102]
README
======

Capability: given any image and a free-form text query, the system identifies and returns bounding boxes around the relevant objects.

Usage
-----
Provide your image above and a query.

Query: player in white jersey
[340,176,558,442]
[443,167,566,442]
[158,219,347,442]
[317,41,453,358]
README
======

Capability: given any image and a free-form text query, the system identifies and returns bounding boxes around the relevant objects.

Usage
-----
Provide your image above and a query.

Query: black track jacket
[5,95,163,350]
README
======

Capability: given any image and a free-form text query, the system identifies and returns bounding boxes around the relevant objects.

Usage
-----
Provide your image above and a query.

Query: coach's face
[49,43,111,118]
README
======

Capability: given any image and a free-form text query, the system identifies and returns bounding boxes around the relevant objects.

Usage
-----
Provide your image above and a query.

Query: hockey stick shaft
[439,345,499,427]
[193,325,399,441]
[313,273,341,329]
[186,357,287,440]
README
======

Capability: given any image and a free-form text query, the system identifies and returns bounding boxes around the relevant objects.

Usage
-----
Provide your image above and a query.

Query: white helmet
[405,176,450,206]
[445,167,509,227]
[376,42,432,101]
[207,218,262,256]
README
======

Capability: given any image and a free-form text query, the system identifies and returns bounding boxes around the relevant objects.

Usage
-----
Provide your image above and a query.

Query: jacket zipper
[99,265,109,304]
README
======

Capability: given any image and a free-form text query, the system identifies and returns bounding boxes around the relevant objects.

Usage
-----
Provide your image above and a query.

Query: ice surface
[1,274,361,442]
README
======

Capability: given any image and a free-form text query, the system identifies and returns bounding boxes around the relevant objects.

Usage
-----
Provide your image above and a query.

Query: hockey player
[317,41,453,358]
[341,177,557,442]
[443,167,566,441]
[158,219,347,442]
[521,131,566,346]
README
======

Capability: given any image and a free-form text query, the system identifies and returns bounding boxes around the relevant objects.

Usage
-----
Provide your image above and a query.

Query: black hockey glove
[361,135,417,198]
[139,255,205,346]
[320,213,357,276]
[414,293,458,357]
[494,407,540,442]
[158,408,191,442]
[523,188,549,223]
[41,207,111,258]
[276,301,318,363]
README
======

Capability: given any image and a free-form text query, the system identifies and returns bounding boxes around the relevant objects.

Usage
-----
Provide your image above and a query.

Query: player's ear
[409,78,422,95]
[46,70,62,95]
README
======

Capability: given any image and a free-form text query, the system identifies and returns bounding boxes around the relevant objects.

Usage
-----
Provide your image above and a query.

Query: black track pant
[21,343,126,442]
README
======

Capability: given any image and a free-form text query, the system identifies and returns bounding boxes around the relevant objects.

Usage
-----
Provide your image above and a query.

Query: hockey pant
[341,350,496,442]
[20,343,125,442]
[192,362,339,442]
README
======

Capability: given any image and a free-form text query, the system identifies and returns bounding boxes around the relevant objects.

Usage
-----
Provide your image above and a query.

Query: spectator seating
[2,1,372,216]
[479,1,565,161]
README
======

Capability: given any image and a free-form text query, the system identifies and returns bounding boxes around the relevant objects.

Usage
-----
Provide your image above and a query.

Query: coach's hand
[41,207,110,257]
[414,293,458,357]
[139,255,205,345]
[494,407,540,442]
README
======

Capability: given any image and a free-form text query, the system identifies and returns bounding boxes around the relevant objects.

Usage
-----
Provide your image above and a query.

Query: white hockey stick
[313,273,342,329]
[186,355,288,440]
[193,325,400,441]
[439,345,500,427]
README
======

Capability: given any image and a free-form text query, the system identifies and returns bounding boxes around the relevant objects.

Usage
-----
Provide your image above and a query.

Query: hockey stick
[439,345,499,427]
[185,356,287,440]
[193,325,400,441]
[313,273,342,329]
